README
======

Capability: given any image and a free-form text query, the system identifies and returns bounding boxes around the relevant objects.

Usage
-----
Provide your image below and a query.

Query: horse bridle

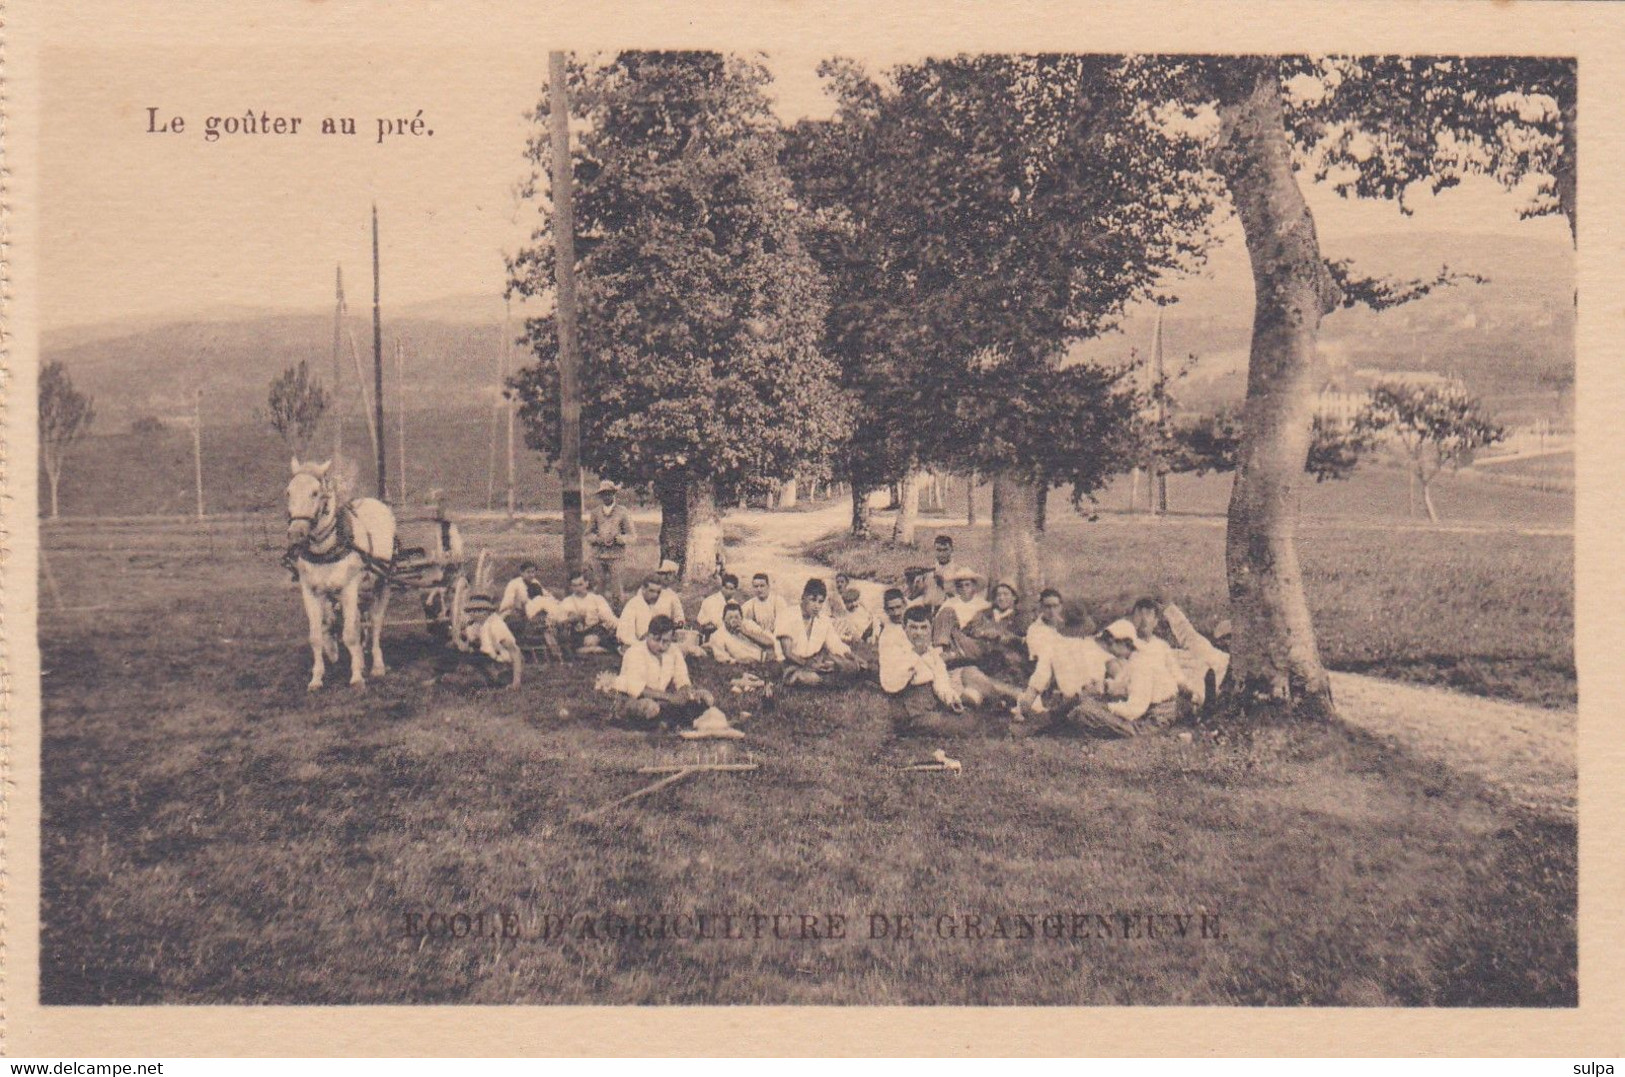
[288,475,341,555]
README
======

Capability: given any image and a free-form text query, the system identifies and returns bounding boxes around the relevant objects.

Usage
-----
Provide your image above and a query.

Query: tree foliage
[267,360,330,452]
[508,51,847,510]
[790,54,1216,509]
[1165,407,1375,483]
[1355,380,1505,520]
[39,361,96,518]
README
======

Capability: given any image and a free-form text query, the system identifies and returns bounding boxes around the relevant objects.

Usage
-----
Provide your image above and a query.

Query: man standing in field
[587,480,635,606]
[611,614,715,725]
[779,578,866,687]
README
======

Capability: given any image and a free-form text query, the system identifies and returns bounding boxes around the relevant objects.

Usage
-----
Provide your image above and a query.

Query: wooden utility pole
[504,298,516,518]
[372,203,387,500]
[395,338,407,503]
[192,388,205,519]
[333,265,345,464]
[1153,307,1169,515]
[551,50,584,568]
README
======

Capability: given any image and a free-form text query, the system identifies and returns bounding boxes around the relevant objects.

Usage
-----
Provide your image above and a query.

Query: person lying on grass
[447,610,524,689]
[709,602,767,664]
[778,578,867,687]
[611,614,716,725]
[1159,600,1232,709]
[879,587,909,637]
[696,573,744,641]
[829,575,877,644]
[1063,619,1184,738]
[555,570,619,656]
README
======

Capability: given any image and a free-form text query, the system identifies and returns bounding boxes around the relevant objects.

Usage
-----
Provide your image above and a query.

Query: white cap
[657,559,680,575]
[1103,619,1139,647]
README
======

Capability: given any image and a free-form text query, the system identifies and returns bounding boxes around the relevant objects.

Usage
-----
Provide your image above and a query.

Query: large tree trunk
[988,473,1043,605]
[851,484,874,538]
[655,472,722,584]
[966,473,977,527]
[1035,483,1048,533]
[891,471,921,546]
[1210,60,1342,723]
[778,478,798,510]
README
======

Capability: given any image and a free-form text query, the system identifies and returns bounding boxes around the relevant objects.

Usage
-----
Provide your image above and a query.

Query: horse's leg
[322,597,340,663]
[341,574,366,687]
[369,576,390,677]
[300,583,328,691]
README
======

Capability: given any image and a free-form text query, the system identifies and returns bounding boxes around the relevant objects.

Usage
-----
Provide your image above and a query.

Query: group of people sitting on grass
[465,529,1232,740]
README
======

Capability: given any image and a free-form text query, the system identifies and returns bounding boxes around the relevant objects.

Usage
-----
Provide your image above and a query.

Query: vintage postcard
[2,0,1623,1058]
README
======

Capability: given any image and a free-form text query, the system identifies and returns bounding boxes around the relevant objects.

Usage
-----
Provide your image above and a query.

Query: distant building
[1314,367,1462,424]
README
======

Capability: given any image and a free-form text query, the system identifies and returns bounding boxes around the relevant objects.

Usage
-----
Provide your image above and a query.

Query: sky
[38,42,1570,334]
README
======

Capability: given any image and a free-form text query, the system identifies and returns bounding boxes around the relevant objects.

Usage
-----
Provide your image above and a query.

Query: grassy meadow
[36,507,1575,1005]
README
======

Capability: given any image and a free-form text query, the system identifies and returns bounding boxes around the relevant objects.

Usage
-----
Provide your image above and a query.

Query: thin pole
[345,326,380,458]
[504,298,516,518]
[551,50,584,570]
[373,203,386,501]
[1153,307,1168,515]
[192,388,205,519]
[396,338,407,503]
[333,265,345,464]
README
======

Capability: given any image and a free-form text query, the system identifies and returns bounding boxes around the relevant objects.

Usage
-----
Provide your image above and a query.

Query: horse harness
[288,478,395,578]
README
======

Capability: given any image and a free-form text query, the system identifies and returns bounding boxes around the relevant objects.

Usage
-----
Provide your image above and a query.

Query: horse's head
[286,457,333,543]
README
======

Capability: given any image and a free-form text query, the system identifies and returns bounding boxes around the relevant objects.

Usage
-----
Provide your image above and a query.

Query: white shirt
[1027,619,1062,662]
[653,587,686,625]
[697,590,739,632]
[498,577,536,617]
[557,592,617,630]
[878,630,960,704]
[476,613,517,663]
[614,641,691,698]
[617,593,661,647]
[941,595,991,629]
[709,625,765,664]
[742,592,793,637]
[838,601,875,643]
[778,608,852,661]
[1029,635,1111,699]
[1108,642,1183,720]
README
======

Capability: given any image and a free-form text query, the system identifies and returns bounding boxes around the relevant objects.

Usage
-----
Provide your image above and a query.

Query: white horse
[285,458,396,690]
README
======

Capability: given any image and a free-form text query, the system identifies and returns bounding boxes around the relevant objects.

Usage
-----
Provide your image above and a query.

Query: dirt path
[723,500,1577,822]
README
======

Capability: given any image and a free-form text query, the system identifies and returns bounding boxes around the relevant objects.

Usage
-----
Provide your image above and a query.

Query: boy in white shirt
[881,606,1012,732]
[740,572,792,655]
[556,570,619,655]
[709,602,767,664]
[612,615,715,724]
[617,576,669,649]
[1066,619,1183,737]
[779,578,866,687]
[696,574,743,640]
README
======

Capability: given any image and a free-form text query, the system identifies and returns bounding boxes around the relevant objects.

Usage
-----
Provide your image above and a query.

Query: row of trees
[506,51,1573,722]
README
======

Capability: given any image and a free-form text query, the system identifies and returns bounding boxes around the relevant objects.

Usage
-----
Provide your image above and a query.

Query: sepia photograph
[8,4,1602,1040]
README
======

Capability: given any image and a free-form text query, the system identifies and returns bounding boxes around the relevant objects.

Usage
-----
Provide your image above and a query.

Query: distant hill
[42,229,1572,436]
[1073,230,1574,422]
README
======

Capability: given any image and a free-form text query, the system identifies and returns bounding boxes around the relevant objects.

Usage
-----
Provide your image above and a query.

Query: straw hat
[595,479,620,495]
